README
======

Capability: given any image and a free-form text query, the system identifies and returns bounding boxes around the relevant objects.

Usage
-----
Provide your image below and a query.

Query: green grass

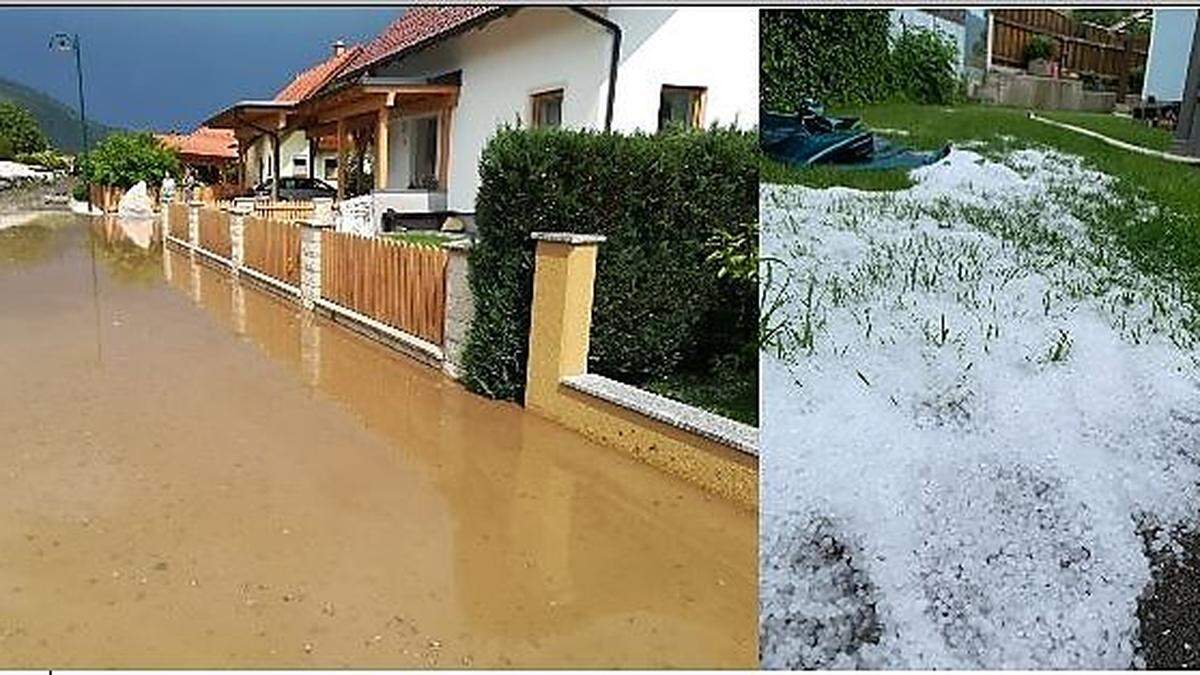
[645,358,758,426]
[763,157,913,191]
[766,101,1200,342]
[381,231,454,247]
[1037,110,1174,152]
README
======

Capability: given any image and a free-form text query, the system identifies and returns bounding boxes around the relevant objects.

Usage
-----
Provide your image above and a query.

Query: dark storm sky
[0,7,401,132]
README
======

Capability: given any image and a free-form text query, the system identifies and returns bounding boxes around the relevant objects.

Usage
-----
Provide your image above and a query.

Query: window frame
[658,84,707,132]
[530,88,565,130]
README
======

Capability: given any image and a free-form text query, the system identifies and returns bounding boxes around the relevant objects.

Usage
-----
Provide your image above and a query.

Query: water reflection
[158,245,756,665]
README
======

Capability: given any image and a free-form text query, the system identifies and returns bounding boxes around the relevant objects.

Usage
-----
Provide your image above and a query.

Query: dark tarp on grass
[762,103,950,171]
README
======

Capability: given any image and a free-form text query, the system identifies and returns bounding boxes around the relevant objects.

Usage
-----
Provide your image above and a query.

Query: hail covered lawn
[760,149,1200,669]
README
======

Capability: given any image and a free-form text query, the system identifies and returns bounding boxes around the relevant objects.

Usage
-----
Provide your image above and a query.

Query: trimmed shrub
[0,102,48,155]
[461,126,758,402]
[79,131,180,189]
[762,10,893,111]
[890,24,963,105]
[762,10,964,109]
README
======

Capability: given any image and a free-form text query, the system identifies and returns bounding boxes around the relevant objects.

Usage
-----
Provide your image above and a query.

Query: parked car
[247,177,337,201]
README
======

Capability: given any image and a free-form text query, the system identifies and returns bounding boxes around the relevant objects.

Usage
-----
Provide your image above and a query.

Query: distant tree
[79,131,181,189]
[0,101,49,154]
[1071,9,1151,35]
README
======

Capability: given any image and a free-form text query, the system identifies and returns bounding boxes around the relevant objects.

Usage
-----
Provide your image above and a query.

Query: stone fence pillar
[524,232,605,412]
[298,213,334,310]
[229,199,253,275]
[441,238,475,380]
[187,200,203,249]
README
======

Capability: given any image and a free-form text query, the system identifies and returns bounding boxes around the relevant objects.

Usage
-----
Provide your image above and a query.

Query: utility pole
[50,32,90,209]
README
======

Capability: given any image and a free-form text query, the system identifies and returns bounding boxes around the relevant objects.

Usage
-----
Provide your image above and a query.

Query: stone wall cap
[561,373,758,457]
[442,237,474,251]
[530,232,606,245]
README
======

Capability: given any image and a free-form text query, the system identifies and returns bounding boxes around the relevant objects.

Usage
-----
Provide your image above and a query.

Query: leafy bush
[71,180,88,202]
[0,136,13,160]
[0,102,49,155]
[461,126,758,402]
[14,150,70,171]
[1024,35,1055,63]
[79,131,180,189]
[762,10,964,109]
[890,25,963,105]
[762,10,893,111]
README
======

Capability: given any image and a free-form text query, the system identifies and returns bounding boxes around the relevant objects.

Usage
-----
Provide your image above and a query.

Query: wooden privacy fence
[321,231,447,346]
[991,9,1148,87]
[198,208,232,260]
[244,216,301,287]
[168,203,189,240]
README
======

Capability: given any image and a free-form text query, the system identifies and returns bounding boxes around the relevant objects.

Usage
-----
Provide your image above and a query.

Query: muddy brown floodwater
[0,215,756,668]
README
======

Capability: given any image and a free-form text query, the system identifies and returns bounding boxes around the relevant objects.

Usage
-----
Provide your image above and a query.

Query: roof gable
[274,44,363,103]
[345,6,505,76]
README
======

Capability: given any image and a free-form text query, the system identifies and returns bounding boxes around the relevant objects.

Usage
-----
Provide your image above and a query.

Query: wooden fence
[243,216,301,287]
[198,208,232,260]
[168,203,189,241]
[321,231,447,346]
[990,9,1148,89]
[215,200,316,223]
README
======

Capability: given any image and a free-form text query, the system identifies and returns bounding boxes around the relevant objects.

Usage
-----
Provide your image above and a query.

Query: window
[531,89,564,129]
[658,85,706,131]
[292,154,308,177]
[323,157,338,181]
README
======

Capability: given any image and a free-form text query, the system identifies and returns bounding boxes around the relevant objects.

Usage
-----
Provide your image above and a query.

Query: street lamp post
[50,32,90,210]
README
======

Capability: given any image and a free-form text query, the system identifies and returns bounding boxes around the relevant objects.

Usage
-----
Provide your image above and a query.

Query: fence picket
[317,231,447,345]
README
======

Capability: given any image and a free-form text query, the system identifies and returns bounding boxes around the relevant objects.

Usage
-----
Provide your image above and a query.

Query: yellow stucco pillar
[524,232,606,413]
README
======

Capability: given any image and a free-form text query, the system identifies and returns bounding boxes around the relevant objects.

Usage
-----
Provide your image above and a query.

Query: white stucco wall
[374,6,758,214]
[1144,8,1196,102]
[607,7,758,132]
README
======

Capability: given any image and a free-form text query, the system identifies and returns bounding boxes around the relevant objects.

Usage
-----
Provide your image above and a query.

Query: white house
[206,6,758,232]
[890,9,989,76]
[1143,8,1197,103]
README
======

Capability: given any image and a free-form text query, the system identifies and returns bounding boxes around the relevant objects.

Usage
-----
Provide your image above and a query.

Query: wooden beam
[336,118,346,201]
[375,108,389,191]
[361,84,460,97]
[316,95,390,125]
[437,108,452,190]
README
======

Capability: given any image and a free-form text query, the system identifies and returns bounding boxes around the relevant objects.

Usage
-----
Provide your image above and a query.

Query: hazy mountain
[0,76,121,152]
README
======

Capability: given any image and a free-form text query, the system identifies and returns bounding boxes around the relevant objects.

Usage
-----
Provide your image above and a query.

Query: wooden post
[336,118,346,201]
[375,108,390,191]
[1117,32,1132,102]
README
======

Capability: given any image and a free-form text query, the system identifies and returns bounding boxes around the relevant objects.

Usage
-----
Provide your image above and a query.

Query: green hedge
[762,10,893,111]
[762,10,962,111]
[460,126,758,402]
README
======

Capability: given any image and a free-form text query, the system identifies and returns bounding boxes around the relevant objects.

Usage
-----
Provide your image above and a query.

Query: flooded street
[0,215,756,668]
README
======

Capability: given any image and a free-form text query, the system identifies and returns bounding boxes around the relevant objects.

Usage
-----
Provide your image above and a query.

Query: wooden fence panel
[198,208,232,260]
[255,201,315,223]
[243,216,301,287]
[990,9,1148,83]
[168,203,189,241]
[320,231,447,346]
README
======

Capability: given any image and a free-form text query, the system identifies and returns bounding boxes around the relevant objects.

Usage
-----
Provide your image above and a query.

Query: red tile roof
[346,6,505,75]
[157,126,238,160]
[274,44,363,103]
